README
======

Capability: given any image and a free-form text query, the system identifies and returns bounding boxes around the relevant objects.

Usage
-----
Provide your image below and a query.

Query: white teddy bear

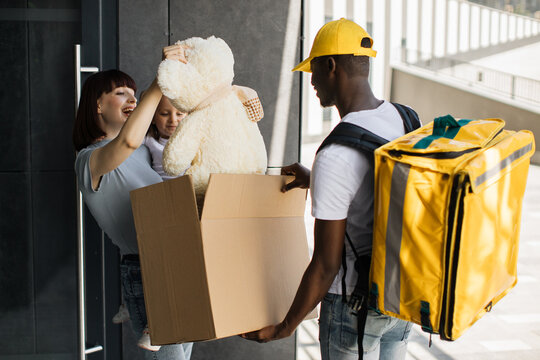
[157,36,268,209]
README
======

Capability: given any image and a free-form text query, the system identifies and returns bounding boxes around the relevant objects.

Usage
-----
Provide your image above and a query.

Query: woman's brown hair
[72,70,137,151]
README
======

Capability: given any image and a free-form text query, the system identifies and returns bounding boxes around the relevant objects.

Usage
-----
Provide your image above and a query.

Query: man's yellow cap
[292,18,377,73]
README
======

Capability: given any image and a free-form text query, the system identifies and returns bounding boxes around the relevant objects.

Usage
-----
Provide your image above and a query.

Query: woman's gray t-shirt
[75,139,163,255]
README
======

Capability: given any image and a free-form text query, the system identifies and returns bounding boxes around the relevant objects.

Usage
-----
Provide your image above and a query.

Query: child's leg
[138,325,161,352]
[112,303,130,324]
[120,257,192,359]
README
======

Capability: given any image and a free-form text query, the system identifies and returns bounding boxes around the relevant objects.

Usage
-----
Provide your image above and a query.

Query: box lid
[201,174,306,219]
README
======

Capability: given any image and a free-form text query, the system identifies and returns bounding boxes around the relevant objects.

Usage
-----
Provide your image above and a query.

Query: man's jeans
[121,258,193,360]
[319,293,412,360]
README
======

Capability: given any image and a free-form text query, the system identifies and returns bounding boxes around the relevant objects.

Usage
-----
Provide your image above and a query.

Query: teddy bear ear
[203,36,235,81]
[207,36,232,55]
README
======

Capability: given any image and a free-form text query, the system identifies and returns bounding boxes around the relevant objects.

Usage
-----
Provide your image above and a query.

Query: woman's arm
[89,45,186,190]
[89,80,162,189]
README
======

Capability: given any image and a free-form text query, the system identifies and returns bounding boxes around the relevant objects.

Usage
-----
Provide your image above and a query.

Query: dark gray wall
[0,2,80,358]
[118,0,169,91]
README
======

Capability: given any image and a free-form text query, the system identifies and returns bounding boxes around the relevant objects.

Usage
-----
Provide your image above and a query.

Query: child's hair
[147,122,160,141]
[146,96,186,140]
[73,70,137,151]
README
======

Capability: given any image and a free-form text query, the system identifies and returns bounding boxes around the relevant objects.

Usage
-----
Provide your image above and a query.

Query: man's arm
[241,217,346,342]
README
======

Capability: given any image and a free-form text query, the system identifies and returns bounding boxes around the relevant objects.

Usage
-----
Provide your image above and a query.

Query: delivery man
[242,18,413,360]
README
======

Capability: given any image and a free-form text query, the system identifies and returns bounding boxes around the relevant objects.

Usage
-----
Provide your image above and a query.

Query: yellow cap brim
[292,48,377,73]
[355,48,377,57]
[292,56,314,73]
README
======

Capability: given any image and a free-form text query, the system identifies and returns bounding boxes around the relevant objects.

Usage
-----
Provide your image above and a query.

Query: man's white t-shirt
[311,101,409,295]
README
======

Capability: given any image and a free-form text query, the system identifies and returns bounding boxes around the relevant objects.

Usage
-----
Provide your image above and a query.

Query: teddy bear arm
[162,114,205,175]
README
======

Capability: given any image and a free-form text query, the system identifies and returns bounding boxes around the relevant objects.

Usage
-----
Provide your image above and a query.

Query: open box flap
[201,174,307,220]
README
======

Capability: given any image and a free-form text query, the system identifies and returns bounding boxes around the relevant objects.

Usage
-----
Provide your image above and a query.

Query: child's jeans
[319,292,412,360]
[121,257,193,360]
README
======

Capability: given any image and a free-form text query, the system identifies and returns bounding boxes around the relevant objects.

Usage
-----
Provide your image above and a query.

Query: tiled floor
[296,142,540,360]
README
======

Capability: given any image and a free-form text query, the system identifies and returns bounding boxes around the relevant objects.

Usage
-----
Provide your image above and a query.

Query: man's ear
[327,56,337,74]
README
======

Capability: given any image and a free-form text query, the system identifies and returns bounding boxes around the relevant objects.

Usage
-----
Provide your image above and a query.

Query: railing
[399,47,540,105]
[404,0,540,61]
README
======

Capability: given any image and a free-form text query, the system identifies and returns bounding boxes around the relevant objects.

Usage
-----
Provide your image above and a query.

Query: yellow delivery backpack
[368,115,535,341]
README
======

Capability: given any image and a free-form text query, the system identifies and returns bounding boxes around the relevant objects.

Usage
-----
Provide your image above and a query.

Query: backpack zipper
[439,173,469,340]
[388,147,479,160]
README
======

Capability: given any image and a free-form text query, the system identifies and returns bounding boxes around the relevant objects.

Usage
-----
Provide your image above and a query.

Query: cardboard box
[130,174,315,344]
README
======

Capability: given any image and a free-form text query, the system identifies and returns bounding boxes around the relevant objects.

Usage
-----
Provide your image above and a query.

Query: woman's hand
[162,44,188,63]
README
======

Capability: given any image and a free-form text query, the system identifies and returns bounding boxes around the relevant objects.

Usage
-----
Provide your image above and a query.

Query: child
[144,96,188,180]
[130,95,186,352]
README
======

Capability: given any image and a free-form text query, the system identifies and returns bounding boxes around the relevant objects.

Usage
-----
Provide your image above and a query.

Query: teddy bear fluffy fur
[157,36,268,208]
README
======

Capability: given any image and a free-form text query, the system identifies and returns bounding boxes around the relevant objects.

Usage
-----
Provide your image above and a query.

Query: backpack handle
[433,115,460,136]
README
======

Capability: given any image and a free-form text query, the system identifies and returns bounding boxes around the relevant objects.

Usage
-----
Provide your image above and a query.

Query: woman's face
[97,86,137,127]
[152,97,186,139]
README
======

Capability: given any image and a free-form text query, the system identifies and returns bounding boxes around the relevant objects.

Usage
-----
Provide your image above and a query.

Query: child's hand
[162,44,188,63]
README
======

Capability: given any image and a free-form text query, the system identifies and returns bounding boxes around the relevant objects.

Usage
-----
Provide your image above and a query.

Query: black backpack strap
[341,246,348,305]
[316,122,388,155]
[346,232,371,311]
[357,302,369,358]
[346,231,371,360]
[341,231,360,304]
[317,104,420,156]
[392,102,421,133]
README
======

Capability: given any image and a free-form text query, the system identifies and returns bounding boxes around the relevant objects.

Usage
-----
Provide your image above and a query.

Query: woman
[73,45,192,360]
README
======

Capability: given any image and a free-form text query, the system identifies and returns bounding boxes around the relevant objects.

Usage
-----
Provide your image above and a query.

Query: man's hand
[240,321,293,343]
[281,163,310,192]
[162,44,188,63]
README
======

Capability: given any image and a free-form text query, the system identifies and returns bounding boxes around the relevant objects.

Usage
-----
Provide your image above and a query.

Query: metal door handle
[85,344,104,355]
[74,44,100,360]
